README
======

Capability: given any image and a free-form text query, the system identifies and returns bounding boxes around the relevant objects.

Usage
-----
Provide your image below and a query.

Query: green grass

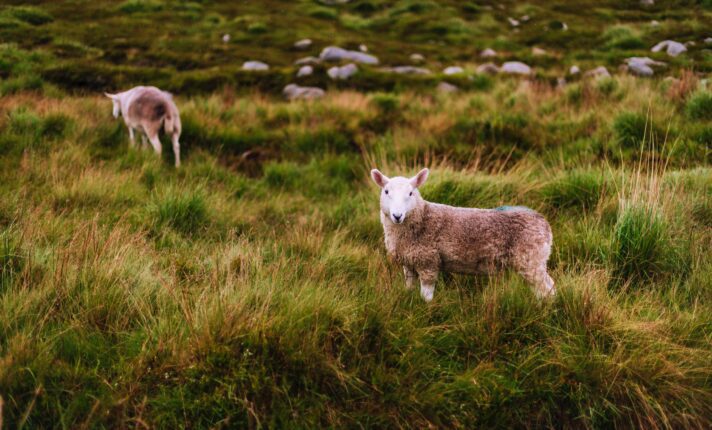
[0,82,709,427]
[0,1,710,427]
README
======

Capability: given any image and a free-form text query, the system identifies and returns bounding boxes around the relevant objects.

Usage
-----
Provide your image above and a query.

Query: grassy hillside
[0,1,710,94]
[0,0,711,429]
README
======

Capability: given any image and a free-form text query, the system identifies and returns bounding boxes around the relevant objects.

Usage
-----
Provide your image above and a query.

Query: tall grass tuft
[148,187,209,235]
[685,90,712,120]
[541,169,607,211]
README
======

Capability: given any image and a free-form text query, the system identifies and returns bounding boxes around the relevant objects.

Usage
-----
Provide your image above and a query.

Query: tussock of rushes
[0,85,710,428]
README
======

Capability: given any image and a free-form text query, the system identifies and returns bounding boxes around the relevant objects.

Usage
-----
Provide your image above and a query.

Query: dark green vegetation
[0,0,711,429]
[0,1,710,94]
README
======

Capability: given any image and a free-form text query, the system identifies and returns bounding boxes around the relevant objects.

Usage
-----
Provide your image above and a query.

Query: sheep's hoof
[420,285,434,302]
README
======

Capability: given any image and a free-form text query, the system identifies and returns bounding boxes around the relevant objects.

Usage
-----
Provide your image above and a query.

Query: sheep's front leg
[128,127,136,147]
[403,266,416,290]
[417,269,438,302]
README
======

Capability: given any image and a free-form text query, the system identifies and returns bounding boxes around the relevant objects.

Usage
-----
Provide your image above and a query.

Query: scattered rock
[443,66,464,75]
[500,61,531,75]
[320,46,378,64]
[295,56,321,66]
[294,39,312,50]
[222,34,230,43]
[651,40,687,57]
[297,65,313,77]
[480,48,497,58]
[640,0,654,5]
[625,57,666,76]
[327,63,358,80]
[557,77,567,88]
[359,44,368,52]
[569,65,581,75]
[706,37,712,44]
[532,47,547,56]
[476,63,499,74]
[520,15,530,22]
[508,17,520,27]
[283,84,325,101]
[684,41,696,47]
[242,61,269,71]
[437,82,458,93]
[584,66,610,79]
[384,66,431,75]
[410,53,425,62]
[650,20,660,27]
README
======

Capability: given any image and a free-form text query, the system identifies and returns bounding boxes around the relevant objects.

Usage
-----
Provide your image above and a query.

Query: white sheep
[105,86,182,167]
[370,168,555,302]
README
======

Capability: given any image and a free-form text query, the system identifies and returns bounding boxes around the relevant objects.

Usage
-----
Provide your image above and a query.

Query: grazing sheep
[370,168,555,302]
[105,86,182,167]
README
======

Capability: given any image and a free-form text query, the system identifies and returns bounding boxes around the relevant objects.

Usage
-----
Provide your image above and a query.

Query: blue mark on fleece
[494,205,532,212]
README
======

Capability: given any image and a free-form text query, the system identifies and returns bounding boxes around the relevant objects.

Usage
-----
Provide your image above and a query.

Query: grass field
[0,1,711,429]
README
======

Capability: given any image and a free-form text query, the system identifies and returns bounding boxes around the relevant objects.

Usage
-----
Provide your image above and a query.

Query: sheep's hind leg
[172,133,180,167]
[147,133,162,157]
[417,269,438,302]
[128,127,136,148]
[403,266,416,290]
[523,266,555,299]
[141,133,148,150]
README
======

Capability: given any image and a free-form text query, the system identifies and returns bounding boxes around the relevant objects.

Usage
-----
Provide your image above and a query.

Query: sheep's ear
[371,169,389,188]
[410,168,429,188]
[104,92,118,100]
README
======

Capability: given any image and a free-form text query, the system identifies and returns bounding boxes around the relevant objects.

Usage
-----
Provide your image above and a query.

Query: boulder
[384,66,431,75]
[437,82,458,94]
[476,63,499,74]
[295,56,321,66]
[651,40,687,57]
[625,57,666,76]
[242,61,269,71]
[410,53,425,62]
[297,65,313,77]
[480,48,497,58]
[327,63,358,80]
[359,44,368,52]
[508,17,520,27]
[532,47,547,56]
[222,34,230,43]
[584,66,610,79]
[501,61,531,75]
[706,37,712,44]
[283,84,325,101]
[569,65,581,75]
[320,46,379,64]
[294,39,313,50]
[443,66,465,75]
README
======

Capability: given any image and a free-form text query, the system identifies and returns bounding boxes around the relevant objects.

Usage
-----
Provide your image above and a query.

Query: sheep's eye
[384,190,389,195]
[409,191,413,196]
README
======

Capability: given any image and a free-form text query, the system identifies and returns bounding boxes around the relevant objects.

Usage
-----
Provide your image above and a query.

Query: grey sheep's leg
[403,266,416,290]
[417,269,438,302]
[172,133,181,167]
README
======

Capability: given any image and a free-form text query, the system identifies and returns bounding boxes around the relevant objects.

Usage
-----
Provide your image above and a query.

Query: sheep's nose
[393,213,402,222]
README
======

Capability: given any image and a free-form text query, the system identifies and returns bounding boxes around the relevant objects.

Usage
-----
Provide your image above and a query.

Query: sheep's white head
[371,168,429,225]
[104,93,121,118]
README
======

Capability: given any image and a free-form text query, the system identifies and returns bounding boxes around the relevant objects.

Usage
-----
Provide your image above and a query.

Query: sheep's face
[371,168,429,225]
[105,93,121,118]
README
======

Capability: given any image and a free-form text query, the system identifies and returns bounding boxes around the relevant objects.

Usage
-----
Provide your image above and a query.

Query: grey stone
[294,39,313,50]
[295,56,321,66]
[327,63,358,80]
[297,65,313,77]
[569,65,581,75]
[242,61,269,71]
[437,82,458,93]
[410,53,425,62]
[625,57,666,76]
[384,66,431,75]
[480,48,497,58]
[651,40,687,57]
[443,66,465,75]
[584,66,610,79]
[500,61,531,75]
[320,46,379,64]
[283,84,325,101]
[476,63,499,74]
